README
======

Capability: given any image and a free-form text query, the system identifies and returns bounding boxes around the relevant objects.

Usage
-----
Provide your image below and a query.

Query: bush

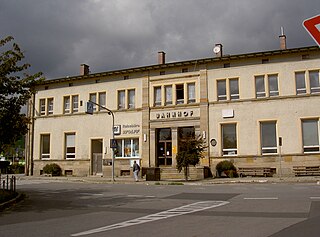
[43,163,62,176]
[216,160,238,178]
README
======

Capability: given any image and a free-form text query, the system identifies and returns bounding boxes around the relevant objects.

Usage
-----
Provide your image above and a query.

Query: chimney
[213,44,223,57]
[279,27,287,50]
[80,64,90,76]
[158,51,166,64]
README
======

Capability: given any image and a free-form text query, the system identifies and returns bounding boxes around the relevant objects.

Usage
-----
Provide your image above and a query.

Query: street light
[86,100,115,181]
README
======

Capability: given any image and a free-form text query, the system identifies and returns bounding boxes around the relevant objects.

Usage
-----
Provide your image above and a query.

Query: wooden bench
[238,167,272,177]
[293,166,320,176]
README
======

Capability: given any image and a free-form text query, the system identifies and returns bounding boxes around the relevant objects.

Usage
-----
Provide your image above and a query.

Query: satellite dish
[213,46,221,54]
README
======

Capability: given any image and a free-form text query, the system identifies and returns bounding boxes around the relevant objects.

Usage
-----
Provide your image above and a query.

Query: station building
[25,39,320,179]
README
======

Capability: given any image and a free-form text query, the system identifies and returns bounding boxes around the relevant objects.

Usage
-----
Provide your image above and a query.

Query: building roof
[42,46,320,85]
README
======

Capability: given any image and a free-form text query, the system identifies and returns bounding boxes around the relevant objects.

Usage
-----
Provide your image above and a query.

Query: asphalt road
[0,179,320,237]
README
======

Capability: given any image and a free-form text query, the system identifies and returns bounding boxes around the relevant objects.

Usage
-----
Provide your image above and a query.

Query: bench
[293,166,320,176]
[238,167,272,177]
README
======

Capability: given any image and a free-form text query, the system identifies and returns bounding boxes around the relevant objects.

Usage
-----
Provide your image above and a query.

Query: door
[156,128,172,166]
[91,139,103,175]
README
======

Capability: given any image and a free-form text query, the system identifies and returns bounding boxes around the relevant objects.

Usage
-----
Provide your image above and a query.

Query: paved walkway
[13,174,320,185]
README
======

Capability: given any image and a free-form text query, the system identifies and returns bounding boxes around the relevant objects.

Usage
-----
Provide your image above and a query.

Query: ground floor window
[115,138,139,158]
[260,121,277,154]
[221,123,237,156]
[302,119,320,153]
[40,134,50,159]
[65,133,76,159]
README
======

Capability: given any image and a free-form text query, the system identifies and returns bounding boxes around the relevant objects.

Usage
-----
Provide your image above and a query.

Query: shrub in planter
[216,160,238,178]
[43,163,62,176]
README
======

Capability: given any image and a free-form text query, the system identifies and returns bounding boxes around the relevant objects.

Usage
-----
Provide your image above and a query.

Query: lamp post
[86,100,115,181]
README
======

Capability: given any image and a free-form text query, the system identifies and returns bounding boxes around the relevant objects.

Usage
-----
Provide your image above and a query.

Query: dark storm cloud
[0,0,318,79]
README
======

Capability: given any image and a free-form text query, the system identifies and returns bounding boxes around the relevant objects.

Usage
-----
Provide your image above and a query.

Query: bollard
[6,175,9,190]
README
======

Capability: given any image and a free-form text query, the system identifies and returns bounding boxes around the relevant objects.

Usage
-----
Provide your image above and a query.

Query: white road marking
[310,197,320,200]
[71,200,229,236]
[244,197,278,200]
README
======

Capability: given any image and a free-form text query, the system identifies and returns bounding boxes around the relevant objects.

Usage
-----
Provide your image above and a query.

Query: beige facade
[26,46,320,179]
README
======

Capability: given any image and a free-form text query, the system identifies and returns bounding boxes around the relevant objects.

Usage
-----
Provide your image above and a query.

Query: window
[47,98,54,115]
[217,80,227,101]
[64,96,70,114]
[182,68,188,73]
[268,74,279,96]
[260,121,277,154]
[40,134,50,159]
[229,78,239,100]
[309,71,320,94]
[255,74,279,98]
[295,72,307,94]
[176,84,184,104]
[65,133,76,159]
[39,99,46,116]
[128,89,135,109]
[154,86,162,106]
[98,92,106,110]
[115,138,139,158]
[89,93,97,111]
[165,85,172,105]
[302,119,319,153]
[187,83,196,103]
[222,124,237,156]
[72,95,79,113]
[255,76,266,98]
[118,90,125,109]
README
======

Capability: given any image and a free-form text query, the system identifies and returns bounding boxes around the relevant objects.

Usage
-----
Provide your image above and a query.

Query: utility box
[146,167,160,181]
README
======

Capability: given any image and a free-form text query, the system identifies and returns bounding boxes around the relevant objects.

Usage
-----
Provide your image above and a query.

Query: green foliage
[0,36,44,153]
[216,160,238,178]
[43,163,62,176]
[176,135,206,181]
[8,163,25,174]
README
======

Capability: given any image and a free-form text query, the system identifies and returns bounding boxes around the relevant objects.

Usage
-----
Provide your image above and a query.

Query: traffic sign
[303,14,320,47]
[85,101,94,114]
[110,139,118,149]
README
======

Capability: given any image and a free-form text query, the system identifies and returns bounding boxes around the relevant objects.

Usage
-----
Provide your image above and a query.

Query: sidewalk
[15,174,320,185]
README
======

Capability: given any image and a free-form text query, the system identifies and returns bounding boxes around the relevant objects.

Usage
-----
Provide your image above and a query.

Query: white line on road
[310,197,320,200]
[71,200,229,236]
[244,197,278,200]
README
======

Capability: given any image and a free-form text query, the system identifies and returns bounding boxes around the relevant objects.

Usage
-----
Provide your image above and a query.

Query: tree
[176,134,206,181]
[0,36,43,154]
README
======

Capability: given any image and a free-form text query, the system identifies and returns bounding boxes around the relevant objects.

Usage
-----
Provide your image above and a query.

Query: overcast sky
[1,0,319,79]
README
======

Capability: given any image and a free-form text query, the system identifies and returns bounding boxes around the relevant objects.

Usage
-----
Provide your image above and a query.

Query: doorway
[156,128,172,166]
[91,139,103,175]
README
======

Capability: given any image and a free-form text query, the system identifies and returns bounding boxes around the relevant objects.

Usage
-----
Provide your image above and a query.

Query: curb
[0,192,25,211]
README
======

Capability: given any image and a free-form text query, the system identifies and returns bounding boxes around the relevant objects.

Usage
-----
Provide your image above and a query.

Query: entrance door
[157,141,172,166]
[91,139,103,175]
[156,128,172,166]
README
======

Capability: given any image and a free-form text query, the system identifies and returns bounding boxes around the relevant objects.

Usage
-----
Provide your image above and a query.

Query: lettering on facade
[122,124,140,135]
[156,110,194,120]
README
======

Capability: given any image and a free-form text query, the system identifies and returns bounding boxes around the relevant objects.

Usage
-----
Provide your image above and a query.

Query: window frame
[128,89,135,109]
[176,84,184,104]
[221,123,238,156]
[187,83,196,104]
[39,99,46,116]
[115,138,140,158]
[65,133,76,159]
[40,134,50,159]
[295,71,307,95]
[154,86,162,106]
[117,90,126,110]
[302,119,320,153]
[260,121,278,155]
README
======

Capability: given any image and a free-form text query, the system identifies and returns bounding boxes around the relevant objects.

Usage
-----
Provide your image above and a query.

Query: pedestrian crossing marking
[71,200,229,236]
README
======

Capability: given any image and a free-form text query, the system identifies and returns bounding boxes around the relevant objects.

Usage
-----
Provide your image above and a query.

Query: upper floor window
[72,95,79,113]
[89,93,97,111]
[128,89,135,109]
[309,70,320,94]
[63,96,71,114]
[39,98,54,116]
[176,84,184,104]
[64,95,79,114]
[154,86,162,106]
[187,83,196,103]
[98,92,106,110]
[260,121,277,154]
[165,85,172,106]
[217,78,239,101]
[255,74,279,98]
[295,72,307,95]
[302,119,319,153]
[118,90,125,110]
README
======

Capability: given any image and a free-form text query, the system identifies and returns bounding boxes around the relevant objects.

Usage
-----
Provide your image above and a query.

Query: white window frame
[128,89,135,109]
[65,133,76,159]
[302,119,320,153]
[39,99,46,116]
[40,134,50,159]
[260,121,278,155]
[221,123,237,156]
[47,98,54,115]
[115,138,140,158]
[63,96,71,114]
[72,95,79,113]
[295,71,307,95]
[187,83,196,104]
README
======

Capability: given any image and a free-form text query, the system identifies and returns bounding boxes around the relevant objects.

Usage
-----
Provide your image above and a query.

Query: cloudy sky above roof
[1,0,319,79]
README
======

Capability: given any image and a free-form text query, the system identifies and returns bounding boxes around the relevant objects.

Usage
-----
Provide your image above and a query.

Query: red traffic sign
[303,14,320,47]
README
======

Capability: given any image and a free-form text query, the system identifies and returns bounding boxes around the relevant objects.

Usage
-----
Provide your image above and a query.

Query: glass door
[156,128,172,166]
